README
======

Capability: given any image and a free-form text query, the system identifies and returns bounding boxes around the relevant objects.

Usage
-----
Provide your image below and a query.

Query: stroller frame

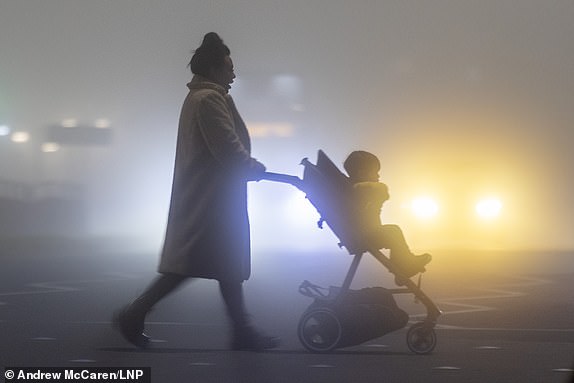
[262,150,441,354]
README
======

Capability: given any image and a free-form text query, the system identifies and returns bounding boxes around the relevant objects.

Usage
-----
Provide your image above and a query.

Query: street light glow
[0,125,10,136]
[11,131,30,143]
[41,142,61,153]
[94,118,111,128]
[61,118,78,128]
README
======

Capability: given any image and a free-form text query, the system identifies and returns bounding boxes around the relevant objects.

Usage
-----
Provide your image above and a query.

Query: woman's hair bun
[201,32,224,48]
[189,32,230,76]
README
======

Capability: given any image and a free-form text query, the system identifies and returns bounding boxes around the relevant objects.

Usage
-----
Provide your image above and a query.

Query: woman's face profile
[210,55,236,90]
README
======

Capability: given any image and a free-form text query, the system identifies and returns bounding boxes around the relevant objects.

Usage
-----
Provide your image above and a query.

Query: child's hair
[343,150,380,177]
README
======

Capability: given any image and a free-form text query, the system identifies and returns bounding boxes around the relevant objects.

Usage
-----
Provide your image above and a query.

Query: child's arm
[374,182,390,203]
[354,181,390,205]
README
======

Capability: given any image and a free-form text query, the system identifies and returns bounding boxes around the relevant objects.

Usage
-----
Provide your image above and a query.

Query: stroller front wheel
[406,322,437,354]
[298,308,342,353]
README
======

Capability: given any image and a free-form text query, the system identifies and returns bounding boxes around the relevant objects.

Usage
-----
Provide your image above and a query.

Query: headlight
[475,198,502,219]
[410,197,439,219]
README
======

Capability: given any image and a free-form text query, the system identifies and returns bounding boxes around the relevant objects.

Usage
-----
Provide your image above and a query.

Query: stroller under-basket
[261,150,442,354]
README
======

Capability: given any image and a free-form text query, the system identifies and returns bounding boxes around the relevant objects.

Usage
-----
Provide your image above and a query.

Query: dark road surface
[1,238,573,382]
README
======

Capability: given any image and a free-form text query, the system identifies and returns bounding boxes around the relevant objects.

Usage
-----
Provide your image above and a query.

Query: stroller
[261,150,441,354]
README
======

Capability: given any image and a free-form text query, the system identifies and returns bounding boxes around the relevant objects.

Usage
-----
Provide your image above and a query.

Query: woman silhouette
[114,32,279,351]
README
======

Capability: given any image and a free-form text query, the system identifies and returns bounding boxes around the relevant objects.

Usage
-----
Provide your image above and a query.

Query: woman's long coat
[158,75,256,282]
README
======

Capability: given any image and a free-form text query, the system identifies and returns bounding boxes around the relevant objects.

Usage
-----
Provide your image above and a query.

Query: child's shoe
[413,253,432,269]
[396,253,432,279]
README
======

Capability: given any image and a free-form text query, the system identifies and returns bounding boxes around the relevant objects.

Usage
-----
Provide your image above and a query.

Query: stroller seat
[299,150,368,255]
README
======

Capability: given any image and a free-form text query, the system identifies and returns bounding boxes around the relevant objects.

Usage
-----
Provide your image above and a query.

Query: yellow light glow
[411,197,439,219]
[475,198,502,219]
[247,122,294,138]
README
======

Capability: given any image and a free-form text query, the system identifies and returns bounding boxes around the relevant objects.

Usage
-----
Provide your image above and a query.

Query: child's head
[343,151,380,182]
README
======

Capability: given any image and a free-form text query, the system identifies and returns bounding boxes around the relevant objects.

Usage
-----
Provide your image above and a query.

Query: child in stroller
[261,150,441,353]
[342,150,432,280]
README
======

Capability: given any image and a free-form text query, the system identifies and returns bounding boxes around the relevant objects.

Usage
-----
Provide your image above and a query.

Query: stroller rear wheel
[298,308,342,352]
[406,322,437,354]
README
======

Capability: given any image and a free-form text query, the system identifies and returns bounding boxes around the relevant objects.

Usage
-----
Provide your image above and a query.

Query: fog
[1,0,573,251]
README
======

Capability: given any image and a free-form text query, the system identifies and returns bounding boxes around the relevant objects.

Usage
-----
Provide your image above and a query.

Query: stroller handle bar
[259,171,304,190]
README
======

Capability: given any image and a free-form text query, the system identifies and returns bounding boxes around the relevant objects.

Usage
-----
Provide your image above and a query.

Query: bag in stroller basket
[299,285,409,352]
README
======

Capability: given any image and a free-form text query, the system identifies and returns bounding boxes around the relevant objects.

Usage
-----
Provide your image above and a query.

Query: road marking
[0,281,78,296]
[68,320,224,328]
[69,359,97,363]
[0,273,142,297]
[31,337,57,341]
[190,362,216,366]
[364,344,389,348]
[309,365,335,368]
[552,368,574,373]
[433,366,461,371]
[141,321,224,327]
[436,324,574,333]
[474,346,502,350]
[426,275,552,317]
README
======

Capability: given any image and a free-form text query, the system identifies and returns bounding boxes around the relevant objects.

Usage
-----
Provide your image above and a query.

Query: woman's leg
[218,280,279,351]
[131,273,188,314]
[115,273,188,348]
[218,280,249,330]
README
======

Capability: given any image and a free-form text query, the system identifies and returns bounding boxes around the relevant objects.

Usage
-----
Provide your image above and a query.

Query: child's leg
[370,224,431,277]
[371,224,412,261]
